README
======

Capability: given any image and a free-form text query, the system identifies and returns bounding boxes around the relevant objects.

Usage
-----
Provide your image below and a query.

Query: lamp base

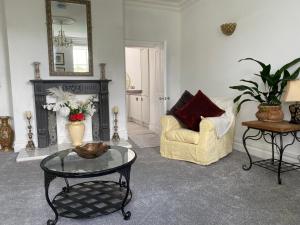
[289,103,300,124]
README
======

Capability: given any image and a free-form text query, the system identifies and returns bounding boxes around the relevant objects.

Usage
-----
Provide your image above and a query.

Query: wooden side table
[242,120,300,184]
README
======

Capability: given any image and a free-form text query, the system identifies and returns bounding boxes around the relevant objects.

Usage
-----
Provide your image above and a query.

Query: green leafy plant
[230,57,300,112]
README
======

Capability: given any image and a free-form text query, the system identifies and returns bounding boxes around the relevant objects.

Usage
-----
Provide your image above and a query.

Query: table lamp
[283,80,300,124]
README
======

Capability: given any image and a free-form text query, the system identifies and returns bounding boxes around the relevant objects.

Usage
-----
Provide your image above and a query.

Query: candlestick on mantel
[25,111,35,150]
[25,111,32,119]
[112,106,119,113]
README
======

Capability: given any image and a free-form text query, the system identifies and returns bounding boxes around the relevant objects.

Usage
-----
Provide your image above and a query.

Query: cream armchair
[160,97,235,165]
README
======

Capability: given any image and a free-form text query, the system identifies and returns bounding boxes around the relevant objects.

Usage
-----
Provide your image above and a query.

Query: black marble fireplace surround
[30,80,111,148]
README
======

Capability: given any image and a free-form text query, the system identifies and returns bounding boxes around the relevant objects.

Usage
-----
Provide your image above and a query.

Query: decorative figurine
[33,62,41,80]
[0,116,14,151]
[25,111,35,150]
[112,106,120,142]
[100,63,106,80]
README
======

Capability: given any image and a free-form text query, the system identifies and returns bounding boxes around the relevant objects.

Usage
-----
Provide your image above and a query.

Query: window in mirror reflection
[73,46,89,72]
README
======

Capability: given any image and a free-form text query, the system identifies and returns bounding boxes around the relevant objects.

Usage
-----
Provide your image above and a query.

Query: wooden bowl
[73,142,109,159]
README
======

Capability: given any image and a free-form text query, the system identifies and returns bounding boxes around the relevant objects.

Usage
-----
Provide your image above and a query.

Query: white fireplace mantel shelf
[16,139,132,162]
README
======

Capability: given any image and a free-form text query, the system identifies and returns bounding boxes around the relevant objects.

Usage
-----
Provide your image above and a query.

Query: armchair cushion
[167,90,193,117]
[174,90,225,131]
[165,128,199,145]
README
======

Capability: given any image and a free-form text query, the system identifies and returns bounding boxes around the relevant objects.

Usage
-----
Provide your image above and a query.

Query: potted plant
[43,87,96,146]
[230,57,300,122]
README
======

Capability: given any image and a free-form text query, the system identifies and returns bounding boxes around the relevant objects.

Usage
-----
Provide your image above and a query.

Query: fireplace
[30,80,111,148]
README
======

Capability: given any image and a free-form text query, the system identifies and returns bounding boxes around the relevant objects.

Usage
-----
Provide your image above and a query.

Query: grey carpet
[0,145,300,225]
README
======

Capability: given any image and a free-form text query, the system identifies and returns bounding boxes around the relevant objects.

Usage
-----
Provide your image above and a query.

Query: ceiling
[51,1,87,39]
[144,0,186,3]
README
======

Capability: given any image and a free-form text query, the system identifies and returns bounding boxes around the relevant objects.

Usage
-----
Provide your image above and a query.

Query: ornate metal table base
[44,172,132,224]
[53,181,131,218]
[242,128,300,184]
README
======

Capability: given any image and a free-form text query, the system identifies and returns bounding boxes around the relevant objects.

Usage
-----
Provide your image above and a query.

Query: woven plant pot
[255,104,284,122]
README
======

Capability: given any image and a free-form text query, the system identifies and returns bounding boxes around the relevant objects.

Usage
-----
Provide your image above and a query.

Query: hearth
[31,80,111,148]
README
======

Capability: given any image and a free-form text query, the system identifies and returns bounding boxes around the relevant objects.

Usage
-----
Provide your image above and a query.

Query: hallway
[127,122,160,148]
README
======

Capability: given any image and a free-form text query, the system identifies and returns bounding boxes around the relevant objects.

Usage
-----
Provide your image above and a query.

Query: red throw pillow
[174,90,225,131]
[167,90,193,117]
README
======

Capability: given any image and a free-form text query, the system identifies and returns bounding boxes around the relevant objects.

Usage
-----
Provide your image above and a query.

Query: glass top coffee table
[40,146,137,225]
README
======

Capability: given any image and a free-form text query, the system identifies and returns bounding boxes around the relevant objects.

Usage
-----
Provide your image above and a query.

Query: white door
[149,46,166,133]
[129,95,142,122]
[140,48,149,96]
[140,48,150,126]
[141,95,150,125]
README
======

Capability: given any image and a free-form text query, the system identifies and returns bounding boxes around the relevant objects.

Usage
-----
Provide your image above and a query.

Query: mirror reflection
[47,0,93,76]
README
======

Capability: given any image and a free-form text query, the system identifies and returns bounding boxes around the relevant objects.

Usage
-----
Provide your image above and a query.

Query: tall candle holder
[25,111,35,150]
[112,106,120,143]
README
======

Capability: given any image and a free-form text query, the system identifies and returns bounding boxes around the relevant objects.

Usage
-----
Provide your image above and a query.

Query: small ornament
[25,111,35,150]
[33,62,41,80]
[112,106,120,143]
[100,63,107,80]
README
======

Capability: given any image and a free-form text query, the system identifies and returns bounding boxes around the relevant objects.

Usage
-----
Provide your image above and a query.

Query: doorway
[125,41,167,148]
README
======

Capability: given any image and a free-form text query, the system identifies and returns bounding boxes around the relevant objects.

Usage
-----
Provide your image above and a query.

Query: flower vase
[0,116,14,151]
[67,121,85,146]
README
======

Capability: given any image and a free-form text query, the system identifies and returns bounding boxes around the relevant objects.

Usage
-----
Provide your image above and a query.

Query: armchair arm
[199,118,215,133]
[161,115,182,133]
[200,113,235,137]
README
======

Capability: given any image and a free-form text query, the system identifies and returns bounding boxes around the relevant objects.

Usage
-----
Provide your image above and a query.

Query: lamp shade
[283,80,300,102]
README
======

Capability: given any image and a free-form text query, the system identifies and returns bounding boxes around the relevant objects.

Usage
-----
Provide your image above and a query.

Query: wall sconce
[220,23,237,36]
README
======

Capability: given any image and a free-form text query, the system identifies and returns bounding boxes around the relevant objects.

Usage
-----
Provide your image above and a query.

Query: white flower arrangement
[43,87,96,121]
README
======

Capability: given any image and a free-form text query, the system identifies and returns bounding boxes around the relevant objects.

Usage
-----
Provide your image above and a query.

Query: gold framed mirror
[46,0,93,76]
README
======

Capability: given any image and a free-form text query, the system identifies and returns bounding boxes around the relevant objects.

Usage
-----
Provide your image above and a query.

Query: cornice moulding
[180,0,199,10]
[124,0,198,12]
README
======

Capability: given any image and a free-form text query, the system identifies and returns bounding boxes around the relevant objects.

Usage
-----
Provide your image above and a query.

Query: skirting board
[234,140,300,164]
[14,140,29,153]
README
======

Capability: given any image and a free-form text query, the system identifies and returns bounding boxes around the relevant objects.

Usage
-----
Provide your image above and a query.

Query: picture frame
[56,67,65,72]
[55,53,65,65]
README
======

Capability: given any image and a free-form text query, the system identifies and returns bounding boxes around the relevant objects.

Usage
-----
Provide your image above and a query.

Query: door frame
[124,40,167,132]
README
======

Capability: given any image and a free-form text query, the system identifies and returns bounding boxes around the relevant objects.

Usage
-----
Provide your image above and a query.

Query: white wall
[3,0,127,151]
[125,48,142,90]
[124,4,181,108]
[181,0,300,162]
[0,0,12,116]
